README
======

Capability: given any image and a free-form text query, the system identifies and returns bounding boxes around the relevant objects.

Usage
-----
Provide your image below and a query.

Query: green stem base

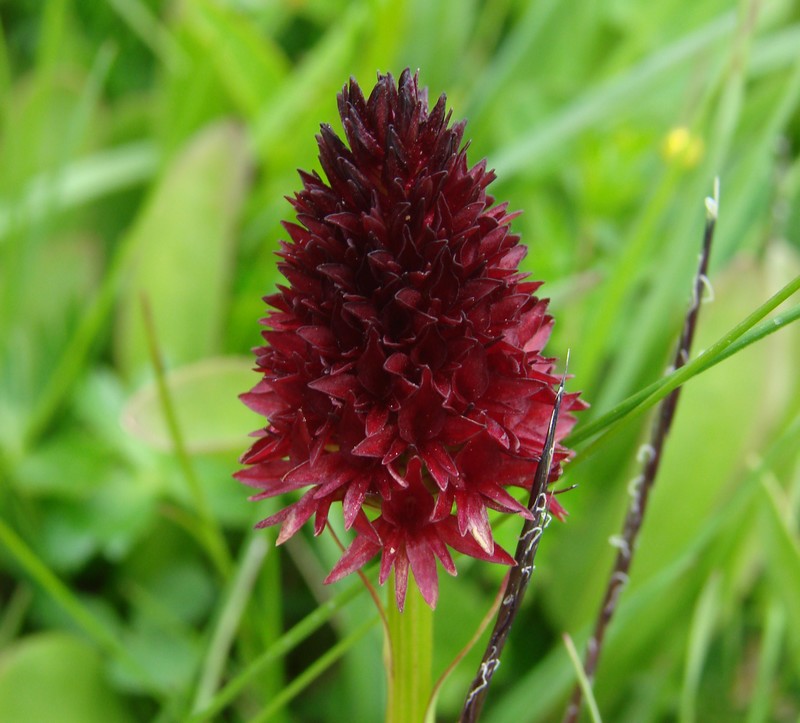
[386,574,433,723]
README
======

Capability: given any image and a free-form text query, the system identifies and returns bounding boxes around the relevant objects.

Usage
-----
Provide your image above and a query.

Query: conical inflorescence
[237,70,585,610]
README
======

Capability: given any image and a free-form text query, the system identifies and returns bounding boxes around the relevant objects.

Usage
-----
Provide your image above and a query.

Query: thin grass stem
[562,633,602,723]
[140,296,232,578]
[249,615,378,723]
[564,184,718,722]
[568,270,800,449]
[192,533,269,713]
[187,579,364,721]
[424,572,509,723]
[460,366,567,721]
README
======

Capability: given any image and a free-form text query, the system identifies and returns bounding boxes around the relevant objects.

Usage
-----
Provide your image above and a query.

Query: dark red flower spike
[237,69,585,610]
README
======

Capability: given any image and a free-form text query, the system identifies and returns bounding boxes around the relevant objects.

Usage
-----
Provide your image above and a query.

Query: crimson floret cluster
[237,69,584,610]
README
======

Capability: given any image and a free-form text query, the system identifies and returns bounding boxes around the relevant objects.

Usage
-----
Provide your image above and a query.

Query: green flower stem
[386,576,433,723]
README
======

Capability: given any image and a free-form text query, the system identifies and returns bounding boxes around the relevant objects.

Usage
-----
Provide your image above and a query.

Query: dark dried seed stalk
[460,362,569,722]
[562,182,719,723]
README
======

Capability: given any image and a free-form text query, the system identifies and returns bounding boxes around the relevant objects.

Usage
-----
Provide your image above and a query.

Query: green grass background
[1,0,799,721]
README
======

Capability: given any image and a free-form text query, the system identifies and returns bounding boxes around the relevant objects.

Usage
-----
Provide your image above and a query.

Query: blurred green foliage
[1,0,799,721]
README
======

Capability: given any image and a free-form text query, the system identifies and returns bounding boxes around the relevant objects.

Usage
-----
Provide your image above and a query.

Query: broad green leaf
[116,615,200,695]
[0,633,134,723]
[489,12,738,177]
[107,520,215,695]
[251,2,368,166]
[0,142,159,238]
[121,356,258,453]
[1,235,101,447]
[182,0,288,118]
[580,32,800,413]
[114,123,249,378]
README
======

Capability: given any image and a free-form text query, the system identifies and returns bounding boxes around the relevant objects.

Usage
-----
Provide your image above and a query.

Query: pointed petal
[440,414,484,445]
[307,373,359,400]
[365,406,390,437]
[297,325,338,350]
[314,495,335,535]
[457,491,494,554]
[255,489,317,545]
[393,550,410,612]
[423,526,456,576]
[379,529,402,585]
[324,535,382,585]
[420,441,457,490]
[352,425,395,458]
[353,509,381,543]
[439,518,515,565]
[233,460,294,488]
[343,475,371,529]
[478,483,534,519]
[407,537,439,609]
